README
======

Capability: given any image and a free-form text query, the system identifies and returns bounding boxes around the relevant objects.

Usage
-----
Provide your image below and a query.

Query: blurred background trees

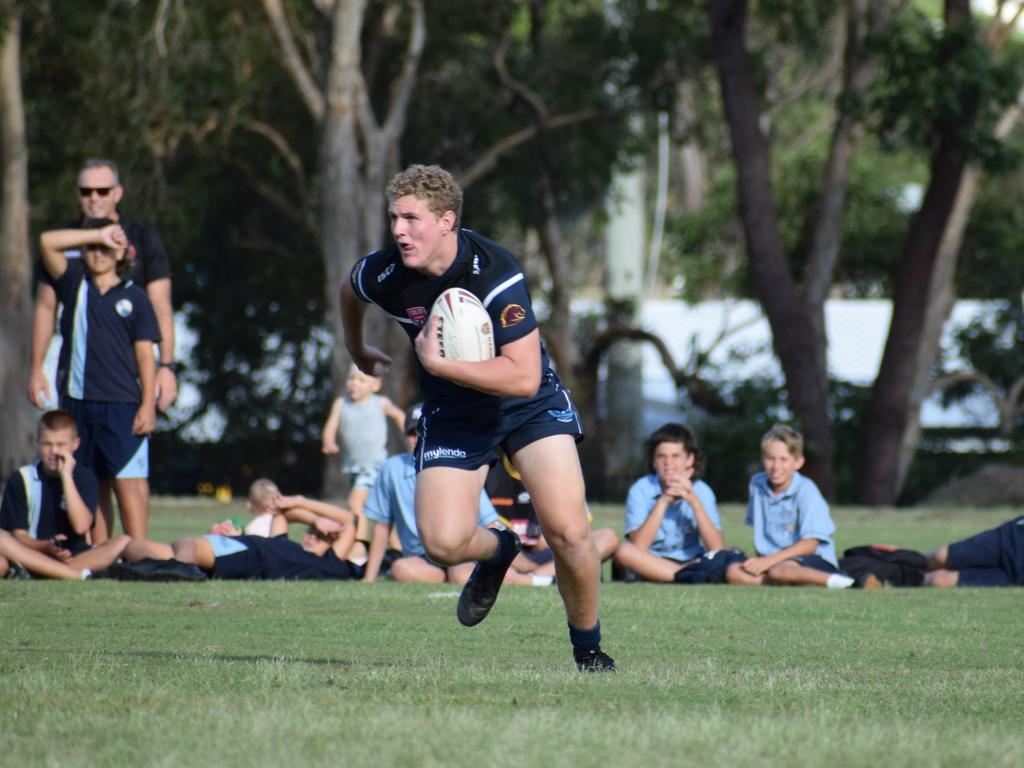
[2,0,1021,504]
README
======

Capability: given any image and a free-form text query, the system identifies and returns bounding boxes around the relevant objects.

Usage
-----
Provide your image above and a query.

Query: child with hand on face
[612,423,726,583]
[0,410,131,580]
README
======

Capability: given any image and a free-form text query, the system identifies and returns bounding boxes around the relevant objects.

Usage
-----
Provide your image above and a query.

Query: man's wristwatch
[160,362,183,374]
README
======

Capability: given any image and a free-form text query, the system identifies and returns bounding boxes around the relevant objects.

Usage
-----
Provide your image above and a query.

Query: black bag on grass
[839,545,928,587]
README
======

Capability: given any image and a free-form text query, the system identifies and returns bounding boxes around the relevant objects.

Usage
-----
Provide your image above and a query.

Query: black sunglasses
[78,187,114,197]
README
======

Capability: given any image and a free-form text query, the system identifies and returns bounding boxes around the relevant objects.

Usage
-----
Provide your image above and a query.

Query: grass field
[2,500,1023,768]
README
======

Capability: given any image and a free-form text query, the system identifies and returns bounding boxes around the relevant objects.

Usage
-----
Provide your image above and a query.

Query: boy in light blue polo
[726,424,854,589]
[613,423,725,582]
[361,405,499,584]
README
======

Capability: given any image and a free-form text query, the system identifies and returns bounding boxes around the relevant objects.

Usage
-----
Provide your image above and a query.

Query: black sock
[483,528,509,566]
[568,621,601,652]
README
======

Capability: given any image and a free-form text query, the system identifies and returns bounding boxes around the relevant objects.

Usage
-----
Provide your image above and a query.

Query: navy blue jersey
[351,229,552,411]
[212,535,360,580]
[0,462,98,554]
[53,259,160,403]
[38,215,172,289]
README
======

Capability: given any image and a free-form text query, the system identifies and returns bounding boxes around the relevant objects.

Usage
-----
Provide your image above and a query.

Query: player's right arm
[625,482,672,551]
[28,282,58,408]
[38,226,124,279]
[340,272,392,376]
[55,450,92,536]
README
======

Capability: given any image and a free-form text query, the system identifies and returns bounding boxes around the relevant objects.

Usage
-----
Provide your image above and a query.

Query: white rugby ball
[429,287,496,362]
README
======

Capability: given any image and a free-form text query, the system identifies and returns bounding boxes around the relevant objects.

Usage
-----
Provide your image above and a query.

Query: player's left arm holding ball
[414,319,541,398]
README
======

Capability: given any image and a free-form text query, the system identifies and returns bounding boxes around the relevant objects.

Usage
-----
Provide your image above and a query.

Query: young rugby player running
[340,164,614,671]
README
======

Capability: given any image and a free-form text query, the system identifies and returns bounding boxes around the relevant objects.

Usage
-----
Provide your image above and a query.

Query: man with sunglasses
[27,158,176,542]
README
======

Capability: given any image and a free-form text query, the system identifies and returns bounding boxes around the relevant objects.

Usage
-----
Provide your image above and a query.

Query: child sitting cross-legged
[725,424,854,589]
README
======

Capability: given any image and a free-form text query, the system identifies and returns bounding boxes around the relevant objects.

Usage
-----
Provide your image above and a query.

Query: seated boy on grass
[0,409,130,580]
[725,424,854,589]
[115,494,363,581]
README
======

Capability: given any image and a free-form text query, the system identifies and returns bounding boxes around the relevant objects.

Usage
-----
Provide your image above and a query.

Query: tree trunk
[0,4,35,476]
[707,0,834,496]
[859,0,978,505]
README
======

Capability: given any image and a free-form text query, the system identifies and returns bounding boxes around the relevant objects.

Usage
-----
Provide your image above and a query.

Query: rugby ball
[429,287,496,361]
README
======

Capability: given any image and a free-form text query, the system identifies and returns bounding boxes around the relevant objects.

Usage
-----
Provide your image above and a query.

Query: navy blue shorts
[790,554,839,574]
[522,547,555,567]
[414,384,583,472]
[948,516,1024,586]
[63,398,148,480]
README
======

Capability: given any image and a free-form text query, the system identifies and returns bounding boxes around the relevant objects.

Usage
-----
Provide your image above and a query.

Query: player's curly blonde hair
[386,164,463,228]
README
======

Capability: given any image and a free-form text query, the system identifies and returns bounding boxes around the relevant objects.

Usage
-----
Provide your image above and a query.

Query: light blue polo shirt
[364,452,498,557]
[745,471,837,566]
[624,474,721,562]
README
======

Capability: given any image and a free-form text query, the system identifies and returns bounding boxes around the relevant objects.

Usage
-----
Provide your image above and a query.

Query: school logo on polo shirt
[115,299,134,318]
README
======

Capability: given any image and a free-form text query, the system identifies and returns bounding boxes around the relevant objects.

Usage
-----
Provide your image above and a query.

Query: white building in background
[574,298,1007,432]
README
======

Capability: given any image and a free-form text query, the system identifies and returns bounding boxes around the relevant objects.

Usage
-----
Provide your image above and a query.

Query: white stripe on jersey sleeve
[482,273,525,309]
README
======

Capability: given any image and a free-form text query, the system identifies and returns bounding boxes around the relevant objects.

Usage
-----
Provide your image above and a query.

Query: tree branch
[241,118,309,199]
[262,0,325,122]
[457,110,601,189]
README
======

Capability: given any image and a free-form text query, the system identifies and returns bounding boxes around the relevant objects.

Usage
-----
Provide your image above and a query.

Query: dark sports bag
[672,548,747,585]
[839,545,928,587]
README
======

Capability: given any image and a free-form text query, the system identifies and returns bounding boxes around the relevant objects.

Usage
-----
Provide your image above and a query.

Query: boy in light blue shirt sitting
[726,424,854,589]
[361,405,499,584]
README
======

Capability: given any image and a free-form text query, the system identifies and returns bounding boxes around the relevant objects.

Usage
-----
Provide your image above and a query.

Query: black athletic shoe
[108,558,208,582]
[457,529,521,627]
[574,647,617,672]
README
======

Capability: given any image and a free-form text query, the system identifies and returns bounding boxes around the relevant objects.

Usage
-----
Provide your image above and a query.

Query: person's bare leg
[123,538,174,562]
[924,569,960,587]
[68,535,132,571]
[415,465,496,565]
[112,477,149,539]
[765,561,830,587]
[925,546,950,570]
[171,537,217,570]
[513,435,599,631]
[593,528,620,562]
[348,487,371,543]
[612,540,687,583]
[391,556,446,583]
[0,532,88,580]
[90,480,116,543]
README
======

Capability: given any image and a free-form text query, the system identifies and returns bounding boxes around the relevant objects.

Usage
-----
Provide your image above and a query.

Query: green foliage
[663,138,923,300]
[867,9,1023,168]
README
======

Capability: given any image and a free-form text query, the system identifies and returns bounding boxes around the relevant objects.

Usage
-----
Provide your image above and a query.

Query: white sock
[826,573,854,589]
[531,575,554,587]
[80,568,93,581]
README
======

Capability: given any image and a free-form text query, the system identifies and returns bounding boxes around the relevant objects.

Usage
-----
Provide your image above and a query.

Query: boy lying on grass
[111,494,363,581]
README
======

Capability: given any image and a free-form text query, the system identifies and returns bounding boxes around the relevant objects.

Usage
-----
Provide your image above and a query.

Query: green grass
[1,500,1022,767]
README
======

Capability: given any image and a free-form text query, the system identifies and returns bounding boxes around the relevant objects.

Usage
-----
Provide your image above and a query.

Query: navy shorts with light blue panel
[414,370,583,472]
[948,516,1024,587]
[63,399,149,480]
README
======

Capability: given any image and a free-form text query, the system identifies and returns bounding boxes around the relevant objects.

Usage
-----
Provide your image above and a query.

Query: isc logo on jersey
[377,263,396,283]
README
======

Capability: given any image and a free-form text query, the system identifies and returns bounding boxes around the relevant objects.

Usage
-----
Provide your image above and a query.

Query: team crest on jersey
[115,299,134,318]
[500,303,526,328]
[406,306,428,326]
